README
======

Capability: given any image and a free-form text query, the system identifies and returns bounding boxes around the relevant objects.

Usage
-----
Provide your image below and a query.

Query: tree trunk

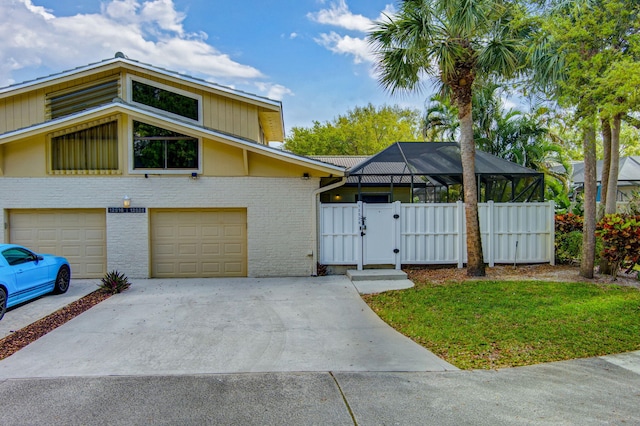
[581,124,597,279]
[459,100,486,277]
[599,118,612,274]
[605,114,621,215]
[600,118,611,218]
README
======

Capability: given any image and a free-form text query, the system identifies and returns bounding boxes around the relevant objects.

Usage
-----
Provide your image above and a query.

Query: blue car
[0,244,71,321]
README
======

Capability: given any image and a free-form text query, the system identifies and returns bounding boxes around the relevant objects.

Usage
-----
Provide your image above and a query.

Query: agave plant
[99,270,131,294]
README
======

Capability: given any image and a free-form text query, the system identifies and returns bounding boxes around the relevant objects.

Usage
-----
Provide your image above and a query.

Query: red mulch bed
[0,290,111,361]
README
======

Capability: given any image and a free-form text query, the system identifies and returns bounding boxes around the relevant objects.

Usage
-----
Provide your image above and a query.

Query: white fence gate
[319,201,555,269]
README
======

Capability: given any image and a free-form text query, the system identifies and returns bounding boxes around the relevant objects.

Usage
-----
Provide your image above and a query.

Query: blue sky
[1,0,431,138]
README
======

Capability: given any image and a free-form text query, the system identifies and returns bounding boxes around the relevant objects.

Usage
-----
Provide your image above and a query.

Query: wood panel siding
[246,151,314,178]
[0,90,45,134]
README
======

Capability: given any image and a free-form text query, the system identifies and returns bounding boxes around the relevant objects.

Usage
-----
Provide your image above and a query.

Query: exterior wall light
[302,172,310,180]
[123,195,131,208]
[191,172,198,180]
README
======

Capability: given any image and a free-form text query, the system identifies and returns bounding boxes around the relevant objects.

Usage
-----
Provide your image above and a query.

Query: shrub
[99,270,132,294]
[555,213,583,234]
[596,214,640,278]
[626,190,640,215]
[555,230,584,265]
[555,213,584,265]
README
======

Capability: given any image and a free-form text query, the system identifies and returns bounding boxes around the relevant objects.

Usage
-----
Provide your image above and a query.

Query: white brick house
[0,55,344,278]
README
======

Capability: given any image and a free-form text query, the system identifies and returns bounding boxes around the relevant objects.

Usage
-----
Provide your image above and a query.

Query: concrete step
[351,279,414,295]
[347,269,407,281]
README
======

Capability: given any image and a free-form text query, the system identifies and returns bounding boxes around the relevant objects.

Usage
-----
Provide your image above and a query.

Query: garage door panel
[202,263,221,273]
[155,244,176,255]
[151,209,246,278]
[224,225,243,237]
[9,209,106,279]
[62,246,82,257]
[178,244,197,255]
[154,225,176,238]
[86,230,105,241]
[224,263,243,274]
[86,263,106,275]
[155,263,175,274]
[178,226,197,238]
[87,242,105,252]
[61,229,82,242]
[201,225,220,237]
[202,243,220,255]
[37,230,57,241]
[178,263,198,274]
[224,243,243,255]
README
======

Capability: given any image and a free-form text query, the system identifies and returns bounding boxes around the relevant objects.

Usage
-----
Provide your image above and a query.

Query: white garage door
[151,209,247,278]
[9,209,107,279]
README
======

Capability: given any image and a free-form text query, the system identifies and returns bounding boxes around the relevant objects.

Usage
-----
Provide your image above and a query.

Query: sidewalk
[1,352,639,425]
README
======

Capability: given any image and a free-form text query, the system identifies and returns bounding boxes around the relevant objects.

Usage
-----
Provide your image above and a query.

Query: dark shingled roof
[349,142,541,177]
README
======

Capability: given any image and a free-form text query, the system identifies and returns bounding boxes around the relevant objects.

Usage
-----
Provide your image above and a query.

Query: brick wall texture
[0,176,320,278]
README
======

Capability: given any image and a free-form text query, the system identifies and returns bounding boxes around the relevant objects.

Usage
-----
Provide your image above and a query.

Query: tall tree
[581,122,598,277]
[369,0,531,276]
[284,104,421,155]
[530,0,640,278]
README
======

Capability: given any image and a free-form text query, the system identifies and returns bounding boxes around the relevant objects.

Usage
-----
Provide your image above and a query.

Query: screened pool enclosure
[319,142,545,203]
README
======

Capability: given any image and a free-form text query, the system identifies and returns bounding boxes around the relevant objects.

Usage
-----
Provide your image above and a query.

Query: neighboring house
[314,142,545,203]
[0,54,344,279]
[568,157,640,201]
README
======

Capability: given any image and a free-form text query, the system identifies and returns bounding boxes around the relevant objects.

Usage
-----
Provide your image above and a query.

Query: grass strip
[363,278,640,370]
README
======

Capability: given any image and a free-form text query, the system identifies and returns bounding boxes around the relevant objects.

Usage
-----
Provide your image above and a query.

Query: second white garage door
[151,209,247,278]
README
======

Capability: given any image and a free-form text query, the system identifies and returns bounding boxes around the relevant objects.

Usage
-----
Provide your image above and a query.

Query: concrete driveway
[1,276,639,424]
[0,275,454,378]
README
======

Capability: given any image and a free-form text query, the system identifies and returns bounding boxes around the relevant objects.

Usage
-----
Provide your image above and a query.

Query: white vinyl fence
[320,201,555,269]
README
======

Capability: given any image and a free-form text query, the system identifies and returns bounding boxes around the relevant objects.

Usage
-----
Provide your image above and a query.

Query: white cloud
[307,0,374,32]
[20,0,54,20]
[255,83,294,101]
[314,32,374,64]
[308,1,395,65]
[0,0,272,91]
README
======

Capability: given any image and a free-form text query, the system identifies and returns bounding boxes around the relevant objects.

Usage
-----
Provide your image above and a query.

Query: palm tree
[369,0,531,276]
[423,93,459,141]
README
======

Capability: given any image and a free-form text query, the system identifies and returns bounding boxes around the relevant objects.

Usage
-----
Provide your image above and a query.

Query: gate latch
[393,248,400,254]
[393,214,400,219]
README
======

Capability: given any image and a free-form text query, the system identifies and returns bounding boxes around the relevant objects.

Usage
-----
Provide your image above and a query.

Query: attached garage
[8,209,107,278]
[150,208,247,278]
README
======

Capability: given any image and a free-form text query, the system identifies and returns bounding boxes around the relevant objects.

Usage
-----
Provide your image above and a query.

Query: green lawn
[363,275,640,370]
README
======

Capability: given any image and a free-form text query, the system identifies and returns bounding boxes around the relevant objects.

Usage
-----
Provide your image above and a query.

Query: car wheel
[53,266,70,294]
[0,287,7,321]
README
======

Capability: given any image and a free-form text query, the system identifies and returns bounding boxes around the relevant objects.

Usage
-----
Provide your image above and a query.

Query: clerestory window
[129,77,201,123]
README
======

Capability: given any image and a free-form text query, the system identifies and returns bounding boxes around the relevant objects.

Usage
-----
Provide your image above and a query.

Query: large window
[132,121,198,170]
[48,79,119,119]
[51,120,118,173]
[130,78,201,123]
